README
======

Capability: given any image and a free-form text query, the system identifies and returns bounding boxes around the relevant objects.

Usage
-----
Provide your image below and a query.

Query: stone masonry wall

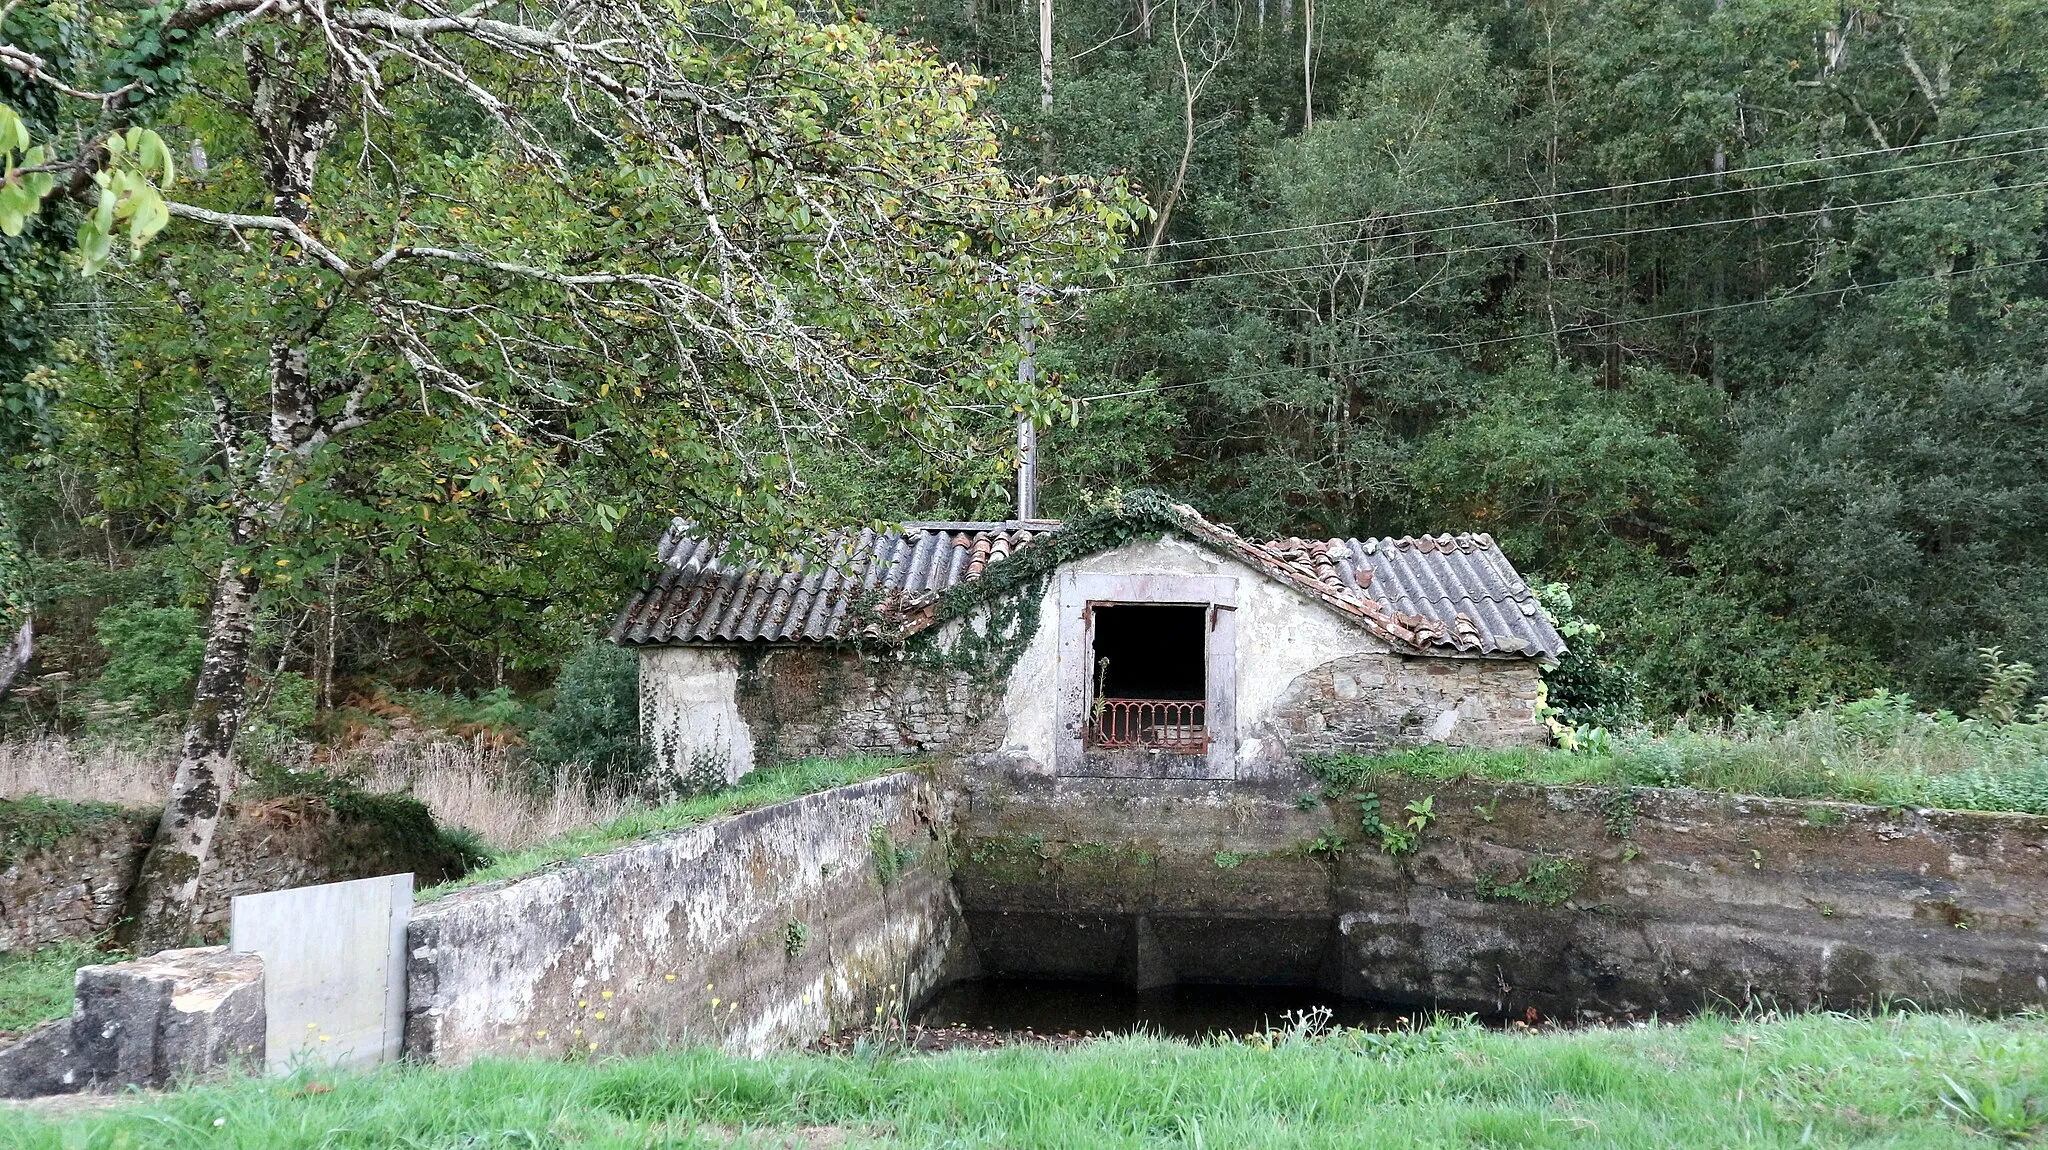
[0,797,467,952]
[1261,652,1547,755]
[950,767,2048,1019]
[732,645,1007,766]
[403,770,973,1064]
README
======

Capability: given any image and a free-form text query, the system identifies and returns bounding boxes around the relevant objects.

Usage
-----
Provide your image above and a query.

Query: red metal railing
[1088,698,1208,753]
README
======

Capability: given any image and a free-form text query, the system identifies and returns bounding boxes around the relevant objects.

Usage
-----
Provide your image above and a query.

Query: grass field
[0,1010,2040,1147]
[0,943,103,1035]
[1321,699,2048,816]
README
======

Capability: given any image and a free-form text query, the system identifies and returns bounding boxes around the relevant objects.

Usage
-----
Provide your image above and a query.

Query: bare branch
[0,43,143,102]
[164,201,354,274]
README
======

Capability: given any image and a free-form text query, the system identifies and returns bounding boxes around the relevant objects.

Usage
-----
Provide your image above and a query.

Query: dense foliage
[6,0,2048,745]
[856,0,2048,713]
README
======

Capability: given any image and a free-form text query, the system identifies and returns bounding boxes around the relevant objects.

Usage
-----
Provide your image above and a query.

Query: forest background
[4,0,2046,748]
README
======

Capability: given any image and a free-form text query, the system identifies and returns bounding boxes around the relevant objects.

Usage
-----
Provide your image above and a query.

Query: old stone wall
[1261,652,1547,754]
[732,642,1007,765]
[0,796,469,952]
[949,767,2048,1019]
[0,806,154,953]
[403,770,974,1064]
[641,627,1014,786]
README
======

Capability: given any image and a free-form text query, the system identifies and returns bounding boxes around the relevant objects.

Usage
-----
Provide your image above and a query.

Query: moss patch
[0,797,137,865]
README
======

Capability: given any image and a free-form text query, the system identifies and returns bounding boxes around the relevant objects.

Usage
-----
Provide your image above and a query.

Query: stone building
[609,494,1564,785]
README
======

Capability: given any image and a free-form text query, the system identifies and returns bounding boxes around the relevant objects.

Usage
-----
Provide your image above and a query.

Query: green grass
[0,942,109,1034]
[0,796,136,865]
[1315,700,2048,815]
[1,1010,2041,1146]
[422,756,906,900]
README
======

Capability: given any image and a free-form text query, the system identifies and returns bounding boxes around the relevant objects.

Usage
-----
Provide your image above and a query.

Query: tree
[4,0,1136,951]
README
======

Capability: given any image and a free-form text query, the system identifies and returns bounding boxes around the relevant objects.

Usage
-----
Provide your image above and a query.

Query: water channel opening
[1088,604,1207,752]
[913,978,1448,1039]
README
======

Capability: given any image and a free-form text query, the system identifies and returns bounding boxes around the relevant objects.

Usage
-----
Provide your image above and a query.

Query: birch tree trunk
[118,41,342,954]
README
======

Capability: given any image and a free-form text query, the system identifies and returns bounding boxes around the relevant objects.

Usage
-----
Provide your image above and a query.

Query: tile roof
[610,506,1564,658]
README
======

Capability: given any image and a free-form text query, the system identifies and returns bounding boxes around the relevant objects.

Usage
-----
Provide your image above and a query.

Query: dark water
[912,978,1428,1040]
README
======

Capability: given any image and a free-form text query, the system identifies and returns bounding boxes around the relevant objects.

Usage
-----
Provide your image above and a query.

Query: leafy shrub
[1532,582,1640,730]
[527,637,644,795]
[91,604,204,717]
[238,670,318,770]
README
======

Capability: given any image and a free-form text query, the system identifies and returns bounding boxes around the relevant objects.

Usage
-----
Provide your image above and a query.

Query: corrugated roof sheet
[610,509,1564,658]
[609,521,1058,646]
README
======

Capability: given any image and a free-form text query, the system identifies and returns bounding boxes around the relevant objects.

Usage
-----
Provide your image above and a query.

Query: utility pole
[1025,0,1050,520]
[1040,0,1054,113]
[1016,285,1040,520]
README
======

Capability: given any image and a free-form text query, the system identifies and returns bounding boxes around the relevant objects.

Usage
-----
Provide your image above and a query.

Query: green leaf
[0,105,25,156]
[76,217,114,275]
[128,189,168,246]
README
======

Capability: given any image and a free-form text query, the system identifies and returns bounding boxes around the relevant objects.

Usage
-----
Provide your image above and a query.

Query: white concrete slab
[230,872,410,1073]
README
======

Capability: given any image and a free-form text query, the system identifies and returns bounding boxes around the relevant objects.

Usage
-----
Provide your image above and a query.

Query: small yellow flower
[601,991,614,1000]
[665,974,676,982]
[802,994,812,1005]
[706,984,714,991]
[578,999,588,1008]
[536,1030,547,1038]
[588,1041,598,1051]
[319,1036,330,1043]
[574,1029,583,1037]
[595,1012,606,1020]
[711,998,720,1008]
[306,1022,319,1030]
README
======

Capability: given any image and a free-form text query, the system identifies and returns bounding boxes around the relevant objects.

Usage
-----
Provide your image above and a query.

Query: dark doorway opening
[1088,604,1207,752]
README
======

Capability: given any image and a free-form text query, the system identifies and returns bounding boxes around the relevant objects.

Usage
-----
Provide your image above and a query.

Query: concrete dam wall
[402,764,2046,1060]
[949,769,2048,1019]
[404,771,973,1063]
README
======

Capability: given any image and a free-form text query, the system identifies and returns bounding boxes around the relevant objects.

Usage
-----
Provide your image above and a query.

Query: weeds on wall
[783,919,811,958]
[1475,856,1589,907]
[868,823,917,887]
[0,795,133,865]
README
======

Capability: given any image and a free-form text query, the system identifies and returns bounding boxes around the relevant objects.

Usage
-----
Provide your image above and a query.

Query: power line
[1138,141,2048,275]
[1126,177,2048,291]
[1145,123,2048,255]
[1073,255,2048,403]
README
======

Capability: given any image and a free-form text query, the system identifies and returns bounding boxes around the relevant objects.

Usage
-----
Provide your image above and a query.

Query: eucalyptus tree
[2,0,1137,950]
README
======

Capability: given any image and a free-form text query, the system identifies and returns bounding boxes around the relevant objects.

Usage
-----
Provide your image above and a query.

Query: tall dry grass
[0,733,175,807]
[0,730,633,851]
[345,732,635,850]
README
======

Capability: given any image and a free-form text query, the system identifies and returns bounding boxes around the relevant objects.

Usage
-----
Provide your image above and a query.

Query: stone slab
[231,872,410,1073]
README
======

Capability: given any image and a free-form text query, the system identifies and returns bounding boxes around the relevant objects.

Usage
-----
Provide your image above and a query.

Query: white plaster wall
[995,534,1390,772]
[996,579,1062,766]
[640,646,757,785]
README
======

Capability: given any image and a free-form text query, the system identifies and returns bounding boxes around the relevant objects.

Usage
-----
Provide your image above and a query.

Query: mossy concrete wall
[949,768,2048,1019]
[403,770,973,1064]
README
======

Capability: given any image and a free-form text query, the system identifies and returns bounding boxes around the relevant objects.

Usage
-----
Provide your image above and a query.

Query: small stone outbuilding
[610,494,1563,785]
